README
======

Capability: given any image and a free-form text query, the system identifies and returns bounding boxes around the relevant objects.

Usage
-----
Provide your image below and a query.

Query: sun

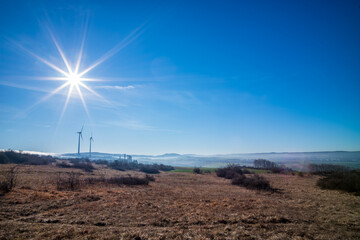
[14,24,105,121]
[13,20,145,124]
[68,73,82,86]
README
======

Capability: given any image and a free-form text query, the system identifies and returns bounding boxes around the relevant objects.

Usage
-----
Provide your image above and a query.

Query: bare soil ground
[0,164,359,239]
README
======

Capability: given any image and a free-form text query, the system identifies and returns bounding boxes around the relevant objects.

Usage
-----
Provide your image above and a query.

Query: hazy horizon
[2,148,360,156]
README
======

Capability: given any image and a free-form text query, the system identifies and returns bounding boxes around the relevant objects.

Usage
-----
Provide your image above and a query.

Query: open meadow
[0,163,359,240]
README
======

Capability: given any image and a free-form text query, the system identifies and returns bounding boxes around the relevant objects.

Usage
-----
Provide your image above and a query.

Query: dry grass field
[0,164,359,240]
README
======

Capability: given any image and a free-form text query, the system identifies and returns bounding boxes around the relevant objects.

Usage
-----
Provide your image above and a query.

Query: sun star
[68,73,81,86]
[14,21,144,123]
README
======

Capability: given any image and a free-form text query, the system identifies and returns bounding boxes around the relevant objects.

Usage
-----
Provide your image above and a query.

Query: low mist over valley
[59,151,360,170]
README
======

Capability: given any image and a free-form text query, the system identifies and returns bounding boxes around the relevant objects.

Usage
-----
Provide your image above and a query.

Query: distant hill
[57,151,360,170]
[2,149,359,170]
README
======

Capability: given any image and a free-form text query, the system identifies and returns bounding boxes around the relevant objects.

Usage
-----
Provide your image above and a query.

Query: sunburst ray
[46,26,73,74]
[75,84,90,118]
[78,23,146,77]
[75,15,89,74]
[10,40,69,77]
[11,21,145,122]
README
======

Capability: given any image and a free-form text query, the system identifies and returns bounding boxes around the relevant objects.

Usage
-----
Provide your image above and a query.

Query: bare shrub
[145,174,155,182]
[72,161,95,172]
[56,159,95,172]
[108,160,174,173]
[231,174,246,185]
[309,164,349,175]
[85,175,150,186]
[244,174,272,191]
[140,166,160,174]
[85,177,99,185]
[232,174,273,191]
[93,159,109,165]
[108,176,149,186]
[56,172,81,191]
[271,167,282,173]
[225,170,237,179]
[56,162,72,168]
[216,165,275,191]
[69,159,95,172]
[0,166,18,194]
[216,165,245,179]
[317,170,360,194]
[215,168,227,178]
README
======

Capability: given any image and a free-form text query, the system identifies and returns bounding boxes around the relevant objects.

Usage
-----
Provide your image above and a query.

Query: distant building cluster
[119,154,133,162]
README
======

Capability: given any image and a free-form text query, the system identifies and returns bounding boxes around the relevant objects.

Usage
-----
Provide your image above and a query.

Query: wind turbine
[77,126,83,156]
[89,133,94,158]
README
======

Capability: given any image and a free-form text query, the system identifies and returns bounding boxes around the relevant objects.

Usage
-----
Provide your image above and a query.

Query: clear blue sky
[0,0,359,155]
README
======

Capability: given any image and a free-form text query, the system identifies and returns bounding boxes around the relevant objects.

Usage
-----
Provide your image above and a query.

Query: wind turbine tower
[77,126,83,156]
[89,133,94,158]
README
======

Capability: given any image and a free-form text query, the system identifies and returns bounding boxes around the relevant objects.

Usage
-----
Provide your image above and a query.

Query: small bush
[244,175,272,190]
[0,166,18,194]
[193,168,202,174]
[56,172,81,191]
[231,174,246,185]
[232,174,273,191]
[85,175,150,186]
[56,162,72,168]
[271,167,282,174]
[216,165,245,179]
[108,176,149,186]
[56,159,95,172]
[107,160,174,173]
[309,164,349,175]
[93,160,109,165]
[140,166,160,174]
[145,174,155,182]
[72,161,95,172]
[215,168,227,178]
[317,170,360,194]
[156,164,175,171]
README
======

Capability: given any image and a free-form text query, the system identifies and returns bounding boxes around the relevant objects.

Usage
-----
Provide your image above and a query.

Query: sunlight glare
[68,73,81,86]
[13,21,145,124]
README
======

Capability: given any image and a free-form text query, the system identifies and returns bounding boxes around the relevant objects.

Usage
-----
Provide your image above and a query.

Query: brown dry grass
[0,164,359,239]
